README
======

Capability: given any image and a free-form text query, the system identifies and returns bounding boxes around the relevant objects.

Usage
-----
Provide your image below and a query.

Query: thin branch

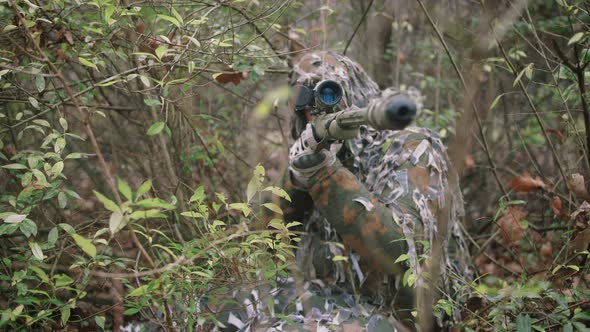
[343,0,374,56]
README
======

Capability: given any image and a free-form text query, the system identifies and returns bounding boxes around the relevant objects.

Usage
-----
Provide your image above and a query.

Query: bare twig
[343,0,375,56]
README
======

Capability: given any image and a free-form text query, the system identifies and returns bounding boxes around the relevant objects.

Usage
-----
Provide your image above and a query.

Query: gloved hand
[289,123,337,189]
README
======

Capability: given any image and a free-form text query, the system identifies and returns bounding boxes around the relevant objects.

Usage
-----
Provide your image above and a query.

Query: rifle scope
[293,80,344,112]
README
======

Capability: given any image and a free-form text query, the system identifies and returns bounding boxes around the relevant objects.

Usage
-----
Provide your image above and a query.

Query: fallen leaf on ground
[571,201,590,220]
[540,243,552,258]
[509,173,548,193]
[497,206,528,244]
[570,228,590,252]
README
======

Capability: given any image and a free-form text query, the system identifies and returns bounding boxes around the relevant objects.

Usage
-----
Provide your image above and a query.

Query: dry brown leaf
[550,196,562,216]
[213,70,245,85]
[540,243,552,258]
[547,128,566,144]
[509,173,548,193]
[567,173,590,201]
[569,228,590,255]
[506,261,523,274]
[64,30,74,45]
[136,20,145,34]
[571,201,590,220]
[497,206,528,244]
[464,154,475,171]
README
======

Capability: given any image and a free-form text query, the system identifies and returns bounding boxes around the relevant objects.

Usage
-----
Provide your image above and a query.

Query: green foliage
[0,0,294,329]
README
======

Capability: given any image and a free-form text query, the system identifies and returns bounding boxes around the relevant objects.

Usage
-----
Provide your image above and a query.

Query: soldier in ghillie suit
[280,51,473,330]
[203,52,472,331]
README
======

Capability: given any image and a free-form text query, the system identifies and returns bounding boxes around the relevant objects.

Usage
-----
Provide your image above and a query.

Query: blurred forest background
[0,0,589,331]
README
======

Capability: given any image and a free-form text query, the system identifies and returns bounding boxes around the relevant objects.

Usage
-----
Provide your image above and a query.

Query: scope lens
[319,87,336,104]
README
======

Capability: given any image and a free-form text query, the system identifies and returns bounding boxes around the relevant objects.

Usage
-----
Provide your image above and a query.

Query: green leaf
[246,179,258,202]
[395,254,410,264]
[12,304,24,317]
[117,178,133,201]
[157,14,181,28]
[97,79,121,87]
[516,314,532,332]
[170,7,183,24]
[217,41,232,47]
[33,119,50,127]
[525,63,534,80]
[189,186,205,203]
[109,211,126,234]
[29,96,39,109]
[59,117,68,130]
[48,227,58,245]
[568,32,585,45]
[489,93,506,112]
[93,190,120,212]
[65,153,86,159]
[71,233,97,258]
[180,211,203,218]
[263,186,291,202]
[229,203,251,217]
[35,75,45,93]
[29,242,44,260]
[2,163,27,170]
[246,164,265,201]
[147,122,165,136]
[4,213,27,224]
[286,221,302,228]
[61,306,70,325]
[136,180,152,198]
[51,161,64,178]
[29,265,49,283]
[263,203,283,215]
[572,322,588,332]
[155,45,167,60]
[513,64,533,86]
[143,98,162,106]
[139,75,151,87]
[211,220,225,229]
[20,219,38,238]
[135,198,175,210]
[128,285,149,297]
[58,191,67,209]
[123,308,140,315]
[332,255,348,262]
[58,223,75,235]
[95,316,106,329]
[104,4,116,25]
[79,57,98,70]
[129,209,165,220]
